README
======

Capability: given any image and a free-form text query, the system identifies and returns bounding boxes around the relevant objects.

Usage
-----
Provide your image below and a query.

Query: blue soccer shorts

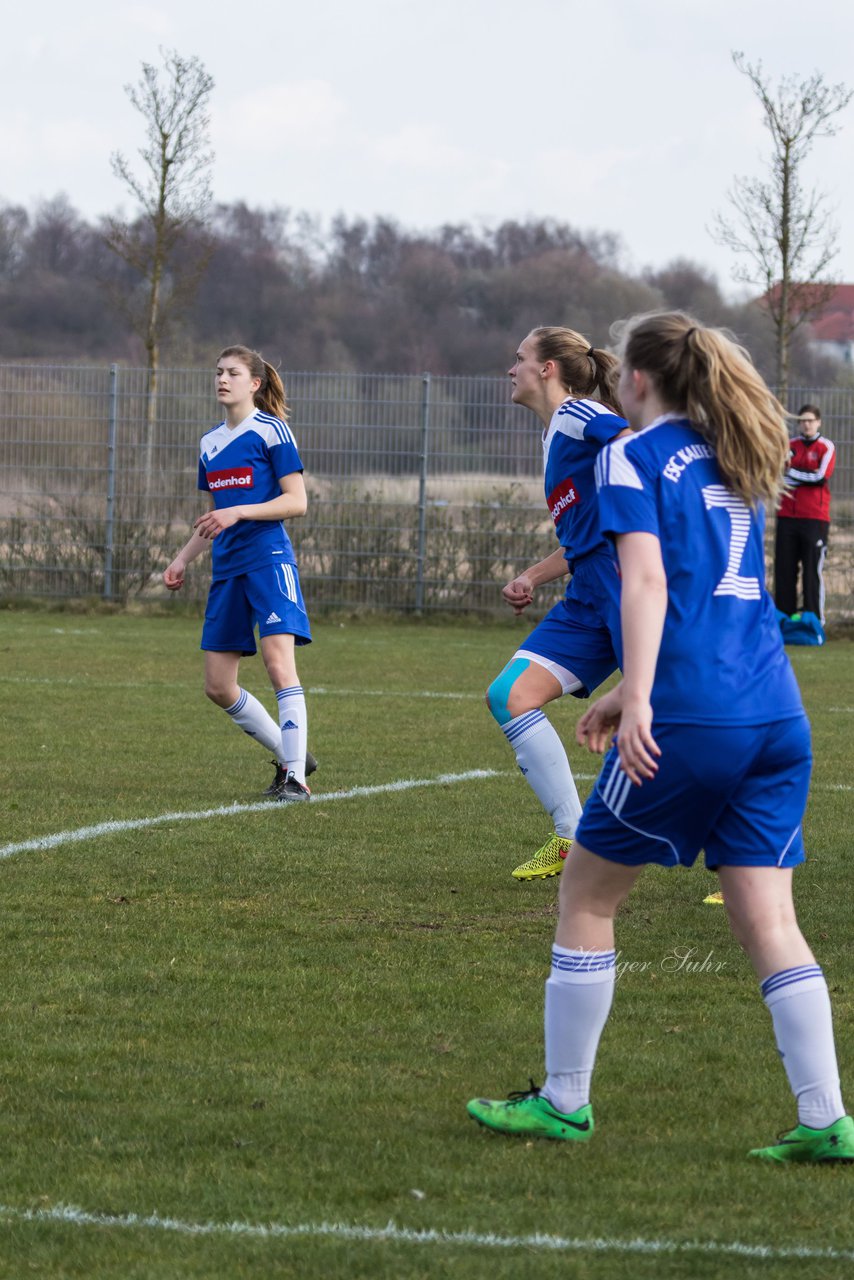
[201,563,312,656]
[575,714,811,869]
[517,553,622,698]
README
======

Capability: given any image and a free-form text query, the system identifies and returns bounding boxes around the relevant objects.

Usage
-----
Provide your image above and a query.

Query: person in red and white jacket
[774,404,836,623]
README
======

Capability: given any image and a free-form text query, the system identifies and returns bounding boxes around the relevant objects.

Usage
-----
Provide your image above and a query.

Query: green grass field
[0,606,852,1279]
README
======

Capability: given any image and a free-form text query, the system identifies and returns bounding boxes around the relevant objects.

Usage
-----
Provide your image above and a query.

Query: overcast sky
[7,0,854,292]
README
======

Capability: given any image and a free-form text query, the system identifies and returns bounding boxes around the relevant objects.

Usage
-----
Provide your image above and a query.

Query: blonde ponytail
[530,327,623,415]
[618,312,788,507]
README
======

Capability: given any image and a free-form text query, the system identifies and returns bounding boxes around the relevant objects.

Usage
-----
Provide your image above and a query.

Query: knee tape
[486,657,531,725]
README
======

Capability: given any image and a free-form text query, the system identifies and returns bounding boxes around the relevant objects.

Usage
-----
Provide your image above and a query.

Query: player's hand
[163,559,185,591]
[577,686,623,754]
[194,507,242,539]
[613,699,660,785]
[502,574,535,615]
[577,685,661,785]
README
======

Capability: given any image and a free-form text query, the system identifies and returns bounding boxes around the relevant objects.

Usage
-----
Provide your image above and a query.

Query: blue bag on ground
[776,609,825,646]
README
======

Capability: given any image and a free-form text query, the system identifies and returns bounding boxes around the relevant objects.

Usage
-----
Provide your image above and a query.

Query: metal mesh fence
[1,362,852,617]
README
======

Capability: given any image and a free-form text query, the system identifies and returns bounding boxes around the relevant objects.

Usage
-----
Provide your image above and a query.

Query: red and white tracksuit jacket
[777,433,836,521]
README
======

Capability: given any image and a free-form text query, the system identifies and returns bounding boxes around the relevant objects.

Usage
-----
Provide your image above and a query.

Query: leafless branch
[711,52,852,394]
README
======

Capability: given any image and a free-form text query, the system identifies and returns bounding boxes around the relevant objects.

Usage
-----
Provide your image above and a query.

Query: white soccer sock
[762,965,846,1129]
[502,710,582,838]
[224,689,283,757]
[276,684,307,785]
[542,946,616,1114]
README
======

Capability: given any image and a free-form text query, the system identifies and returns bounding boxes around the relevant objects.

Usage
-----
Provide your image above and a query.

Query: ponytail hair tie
[684,327,696,343]
[586,346,596,358]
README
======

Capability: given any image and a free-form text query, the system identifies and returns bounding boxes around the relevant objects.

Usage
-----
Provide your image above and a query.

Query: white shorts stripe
[599,759,633,816]
[276,564,297,603]
[595,756,681,864]
[817,541,827,624]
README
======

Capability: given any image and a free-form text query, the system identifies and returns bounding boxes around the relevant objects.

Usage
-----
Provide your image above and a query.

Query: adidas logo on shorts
[265,611,282,624]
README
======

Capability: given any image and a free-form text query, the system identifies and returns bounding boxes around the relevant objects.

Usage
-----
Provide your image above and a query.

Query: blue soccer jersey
[595,415,803,725]
[544,398,627,570]
[198,409,304,580]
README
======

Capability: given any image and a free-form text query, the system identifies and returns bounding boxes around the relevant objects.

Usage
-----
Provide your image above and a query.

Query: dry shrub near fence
[2,471,853,617]
[823,526,854,619]
[0,476,555,609]
[295,480,552,611]
[3,362,853,615]
[0,492,188,600]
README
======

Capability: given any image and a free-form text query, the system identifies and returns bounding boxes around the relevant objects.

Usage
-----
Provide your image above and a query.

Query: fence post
[103,363,118,601]
[415,373,431,613]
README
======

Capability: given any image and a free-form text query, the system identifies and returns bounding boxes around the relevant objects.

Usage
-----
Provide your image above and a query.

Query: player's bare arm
[502,546,569,614]
[579,532,665,783]
[163,504,216,588]
[195,473,307,540]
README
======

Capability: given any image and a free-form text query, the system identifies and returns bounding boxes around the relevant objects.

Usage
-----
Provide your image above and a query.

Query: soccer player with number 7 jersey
[468,311,853,1163]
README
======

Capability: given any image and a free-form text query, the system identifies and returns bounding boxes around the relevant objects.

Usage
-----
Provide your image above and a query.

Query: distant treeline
[0,194,842,386]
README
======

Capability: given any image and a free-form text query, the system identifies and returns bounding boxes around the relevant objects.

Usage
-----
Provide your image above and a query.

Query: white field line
[0,1202,851,1263]
[1,765,848,862]
[310,687,482,699]
[6,673,854,724]
[4,673,854,722]
[0,770,512,859]
[0,676,481,699]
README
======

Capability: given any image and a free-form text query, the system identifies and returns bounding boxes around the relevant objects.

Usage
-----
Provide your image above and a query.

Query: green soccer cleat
[748,1115,854,1164]
[511,833,572,881]
[467,1080,594,1142]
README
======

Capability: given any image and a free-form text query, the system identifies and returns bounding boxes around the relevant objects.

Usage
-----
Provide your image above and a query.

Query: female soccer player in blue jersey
[164,346,314,802]
[487,327,628,881]
[468,312,853,1163]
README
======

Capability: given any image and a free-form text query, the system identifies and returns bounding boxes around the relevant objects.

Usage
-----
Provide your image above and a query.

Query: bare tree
[0,202,29,281]
[104,49,214,493]
[713,52,852,398]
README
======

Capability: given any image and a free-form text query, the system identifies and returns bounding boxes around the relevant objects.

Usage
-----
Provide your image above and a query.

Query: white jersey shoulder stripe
[557,397,599,422]
[551,398,603,441]
[555,397,602,427]
[596,435,643,490]
[255,410,296,447]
